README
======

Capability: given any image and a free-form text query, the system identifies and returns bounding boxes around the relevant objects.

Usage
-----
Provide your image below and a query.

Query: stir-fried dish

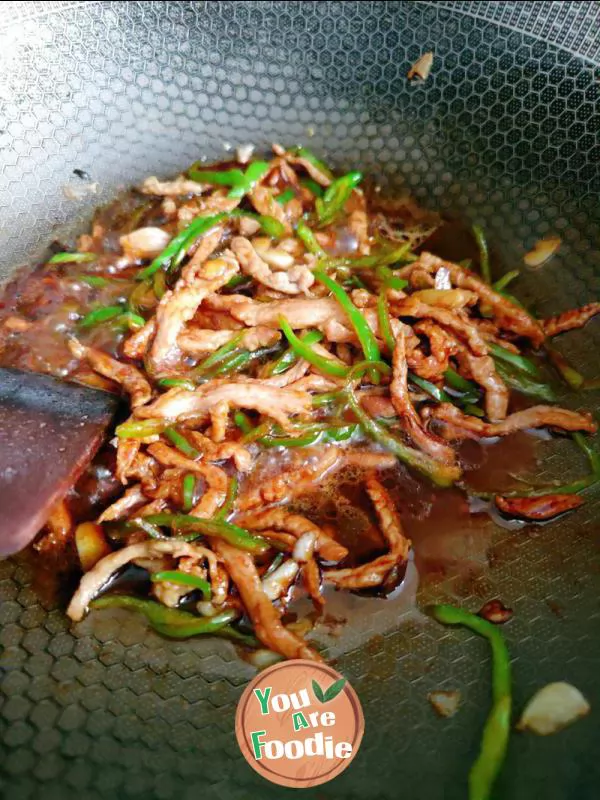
[1,144,599,664]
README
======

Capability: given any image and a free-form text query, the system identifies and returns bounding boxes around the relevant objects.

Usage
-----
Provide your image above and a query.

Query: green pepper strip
[215,476,239,521]
[151,569,211,599]
[164,427,200,459]
[408,373,453,404]
[344,274,368,290]
[429,604,511,800]
[279,316,350,378]
[225,274,253,290]
[48,251,96,264]
[116,418,169,439]
[91,595,242,640]
[118,311,145,330]
[376,265,409,290]
[489,342,541,378]
[233,410,253,435]
[142,513,270,554]
[188,161,270,199]
[194,331,245,375]
[311,390,345,408]
[266,330,323,376]
[545,344,585,390]
[315,171,362,227]
[300,177,325,197]
[133,517,169,540]
[78,304,125,329]
[76,274,109,287]
[289,146,334,180]
[181,473,196,512]
[153,270,167,299]
[493,361,557,403]
[210,344,280,377]
[472,225,492,284]
[314,270,381,366]
[276,188,296,205]
[261,424,358,448]
[444,367,479,395]
[325,242,415,270]
[492,270,519,292]
[345,386,459,487]
[158,378,196,390]
[296,219,326,256]
[137,212,228,281]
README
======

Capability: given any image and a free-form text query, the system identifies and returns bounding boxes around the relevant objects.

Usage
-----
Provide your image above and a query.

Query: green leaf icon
[312,679,325,703]
[324,677,346,702]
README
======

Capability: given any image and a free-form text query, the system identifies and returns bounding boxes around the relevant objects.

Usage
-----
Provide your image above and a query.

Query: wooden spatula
[0,367,118,556]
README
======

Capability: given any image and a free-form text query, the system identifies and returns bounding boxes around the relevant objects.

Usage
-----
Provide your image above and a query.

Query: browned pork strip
[212,540,322,661]
[123,318,156,359]
[416,252,545,346]
[324,477,411,589]
[231,237,314,295]
[430,403,596,439]
[68,339,152,408]
[229,296,346,328]
[390,327,458,465]
[97,484,147,523]
[141,175,208,196]
[67,540,223,621]
[178,326,280,356]
[148,231,233,371]
[542,302,600,338]
[234,509,348,562]
[136,380,311,430]
[495,494,584,521]
[146,442,228,490]
[393,295,488,356]
[249,186,293,234]
[272,143,332,187]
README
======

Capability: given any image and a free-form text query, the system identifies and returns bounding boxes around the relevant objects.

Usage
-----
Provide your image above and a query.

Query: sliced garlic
[523,236,561,268]
[517,681,590,735]
[408,52,434,81]
[428,690,461,718]
[434,266,452,291]
[261,560,299,601]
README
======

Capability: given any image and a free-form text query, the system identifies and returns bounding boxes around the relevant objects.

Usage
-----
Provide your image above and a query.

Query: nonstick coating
[0,3,599,799]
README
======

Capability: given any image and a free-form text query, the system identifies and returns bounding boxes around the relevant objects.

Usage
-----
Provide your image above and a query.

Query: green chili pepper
[194,331,245,374]
[279,316,350,378]
[493,360,557,402]
[289,146,333,179]
[157,378,196,391]
[376,265,409,290]
[133,517,168,540]
[545,344,585,390]
[137,212,228,281]
[48,251,96,264]
[188,161,270,199]
[377,291,395,353]
[236,211,285,239]
[463,403,485,417]
[181,473,196,512]
[276,188,296,205]
[118,311,146,330]
[233,410,253,435]
[215,476,239,521]
[152,612,244,640]
[91,595,239,639]
[164,427,200,459]
[492,270,519,292]
[153,270,167,299]
[116,418,168,439]
[296,219,326,256]
[143,513,270,554]
[263,552,285,579]
[311,390,345,407]
[315,270,381,380]
[408,373,453,403]
[344,274,368,290]
[128,279,153,313]
[78,304,126,329]
[444,367,479,395]
[262,423,358,448]
[315,171,362,227]
[472,225,492,284]
[225,274,253,290]
[429,604,511,800]
[345,386,459,486]
[241,421,273,445]
[489,342,540,377]
[266,330,323,376]
[300,177,325,197]
[210,344,279,377]
[76,274,109,288]
[326,242,414,270]
[151,570,211,599]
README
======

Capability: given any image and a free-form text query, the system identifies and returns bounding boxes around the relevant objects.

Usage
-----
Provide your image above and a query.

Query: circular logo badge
[236,659,364,788]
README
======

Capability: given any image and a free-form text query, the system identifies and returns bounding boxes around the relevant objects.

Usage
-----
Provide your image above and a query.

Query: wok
[1,2,599,798]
